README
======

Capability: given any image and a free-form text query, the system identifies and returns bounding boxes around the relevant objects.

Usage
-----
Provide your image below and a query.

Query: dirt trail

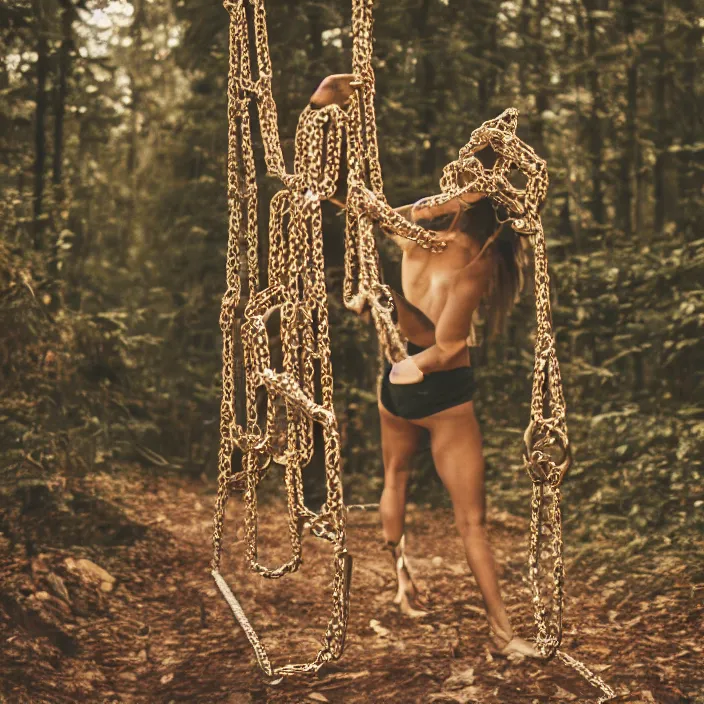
[1,466,701,703]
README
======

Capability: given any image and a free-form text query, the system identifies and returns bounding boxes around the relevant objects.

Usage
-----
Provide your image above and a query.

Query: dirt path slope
[1,466,701,703]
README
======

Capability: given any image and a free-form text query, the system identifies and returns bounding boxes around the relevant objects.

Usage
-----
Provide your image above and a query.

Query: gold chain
[213,0,448,677]
[212,0,616,698]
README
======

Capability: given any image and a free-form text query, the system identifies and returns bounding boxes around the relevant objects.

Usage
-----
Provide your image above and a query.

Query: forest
[0,0,702,702]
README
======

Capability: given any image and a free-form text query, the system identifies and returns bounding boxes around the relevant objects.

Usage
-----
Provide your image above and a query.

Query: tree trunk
[416,0,437,179]
[33,0,49,249]
[124,72,139,262]
[0,43,10,151]
[308,3,324,82]
[123,0,144,262]
[566,13,585,253]
[518,0,531,96]
[619,0,639,237]
[583,0,606,228]
[674,0,700,237]
[653,0,670,234]
[53,0,73,188]
[532,0,549,157]
[476,1,499,113]
[486,6,500,100]
[48,0,75,278]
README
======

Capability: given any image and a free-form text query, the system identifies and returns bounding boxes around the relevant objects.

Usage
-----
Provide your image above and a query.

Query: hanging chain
[212,0,615,698]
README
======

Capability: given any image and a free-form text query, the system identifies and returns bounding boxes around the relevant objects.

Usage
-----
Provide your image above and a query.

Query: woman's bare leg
[378,401,427,615]
[419,400,540,655]
[378,401,423,544]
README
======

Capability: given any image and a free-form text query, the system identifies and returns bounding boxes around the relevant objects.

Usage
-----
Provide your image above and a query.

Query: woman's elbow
[435,339,467,362]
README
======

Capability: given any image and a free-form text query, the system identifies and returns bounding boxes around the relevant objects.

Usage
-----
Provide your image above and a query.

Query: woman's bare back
[402,235,484,326]
[390,199,495,381]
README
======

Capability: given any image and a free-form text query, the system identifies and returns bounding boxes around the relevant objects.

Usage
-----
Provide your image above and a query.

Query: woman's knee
[383,466,410,491]
[381,442,416,477]
[454,510,487,539]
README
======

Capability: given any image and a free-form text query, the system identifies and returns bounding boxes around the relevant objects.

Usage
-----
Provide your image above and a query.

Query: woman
[379,179,541,659]
[309,74,540,657]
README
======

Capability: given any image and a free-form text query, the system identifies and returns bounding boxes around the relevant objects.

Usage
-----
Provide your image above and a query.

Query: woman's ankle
[384,532,407,552]
[487,614,514,642]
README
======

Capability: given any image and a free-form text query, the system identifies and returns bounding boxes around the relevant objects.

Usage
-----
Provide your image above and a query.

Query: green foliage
[0,0,701,547]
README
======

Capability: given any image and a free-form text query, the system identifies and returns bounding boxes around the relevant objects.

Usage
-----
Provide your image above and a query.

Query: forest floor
[1,464,702,704]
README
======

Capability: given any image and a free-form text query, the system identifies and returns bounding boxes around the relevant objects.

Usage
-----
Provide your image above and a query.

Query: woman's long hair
[457,197,530,342]
[457,144,531,342]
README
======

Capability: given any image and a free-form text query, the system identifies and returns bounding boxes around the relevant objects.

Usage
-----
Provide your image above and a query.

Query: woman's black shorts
[379,342,476,421]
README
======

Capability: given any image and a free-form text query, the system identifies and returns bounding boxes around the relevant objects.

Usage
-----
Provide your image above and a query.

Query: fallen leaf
[443,666,475,690]
[369,619,390,637]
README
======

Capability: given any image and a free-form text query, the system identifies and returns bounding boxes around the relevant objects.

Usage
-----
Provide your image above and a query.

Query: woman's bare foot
[394,582,428,618]
[388,535,428,618]
[488,617,544,658]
